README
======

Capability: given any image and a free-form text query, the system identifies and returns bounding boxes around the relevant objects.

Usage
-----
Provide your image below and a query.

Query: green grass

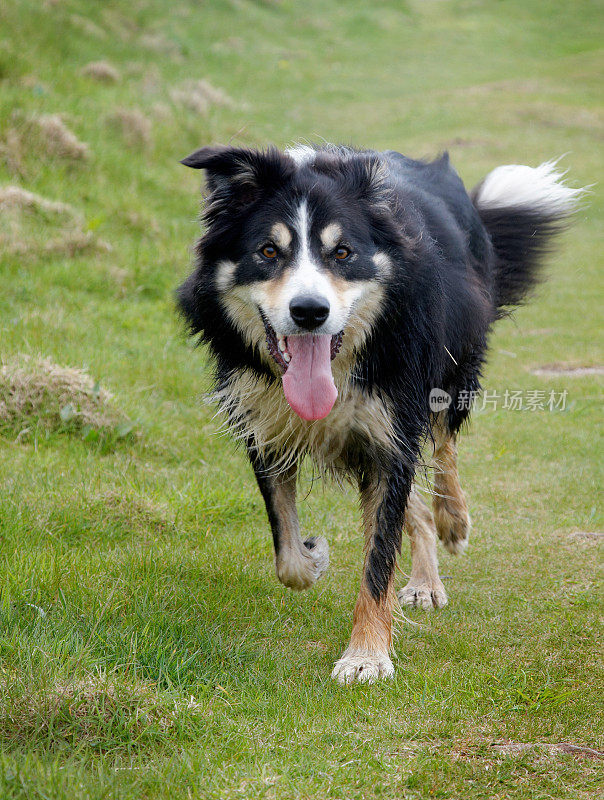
[0,0,602,797]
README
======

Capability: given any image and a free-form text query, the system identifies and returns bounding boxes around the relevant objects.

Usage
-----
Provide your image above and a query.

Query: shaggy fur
[178,144,581,683]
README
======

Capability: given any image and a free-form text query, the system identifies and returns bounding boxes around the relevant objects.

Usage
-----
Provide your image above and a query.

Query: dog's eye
[260,245,278,259]
[335,246,351,261]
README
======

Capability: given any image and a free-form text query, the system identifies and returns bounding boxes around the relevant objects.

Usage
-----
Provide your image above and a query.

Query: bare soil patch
[531,364,604,377]
[569,530,604,541]
[490,741,604,759]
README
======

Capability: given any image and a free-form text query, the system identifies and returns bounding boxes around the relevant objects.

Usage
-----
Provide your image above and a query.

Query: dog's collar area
[259,310,343,374]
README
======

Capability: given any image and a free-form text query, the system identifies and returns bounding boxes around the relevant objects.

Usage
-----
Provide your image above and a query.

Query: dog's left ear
[180,145,293,203]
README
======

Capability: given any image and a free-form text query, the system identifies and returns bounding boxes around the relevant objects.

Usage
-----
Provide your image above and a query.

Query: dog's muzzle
[260,311,343,421]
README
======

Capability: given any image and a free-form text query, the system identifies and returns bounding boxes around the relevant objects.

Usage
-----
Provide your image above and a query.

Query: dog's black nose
[289,295,330,330]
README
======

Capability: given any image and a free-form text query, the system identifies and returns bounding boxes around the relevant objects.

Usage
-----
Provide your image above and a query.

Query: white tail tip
[474,160,585,216]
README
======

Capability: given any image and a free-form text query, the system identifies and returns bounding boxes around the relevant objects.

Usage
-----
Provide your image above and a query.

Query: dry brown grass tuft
[0,184,111,256]
[5,230,111,257]
[0,355,130,441]
[81,60,120,83]
[0,675,197,749]
[106,108,152,147]
[150,101,172,120]
[139,32,183,58]
[0,127,24,176]
[26,114,89,160]
[170,79,234,115]
[2,113,89,171]
[69,14,107,38]
[0,185,76,217]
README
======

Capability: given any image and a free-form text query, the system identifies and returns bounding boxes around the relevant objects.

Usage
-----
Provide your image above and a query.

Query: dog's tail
[471,161,584,311]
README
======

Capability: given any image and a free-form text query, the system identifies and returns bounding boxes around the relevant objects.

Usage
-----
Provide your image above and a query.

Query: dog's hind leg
[249,456,329,590]
[432,414,471,554]
[331,463,410,684]
[398,486,448,609]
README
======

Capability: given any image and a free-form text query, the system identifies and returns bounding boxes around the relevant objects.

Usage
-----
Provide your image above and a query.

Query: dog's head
[181,145,401,420]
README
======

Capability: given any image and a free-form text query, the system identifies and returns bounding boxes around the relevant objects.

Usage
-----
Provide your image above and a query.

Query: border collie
[178,144,581,683]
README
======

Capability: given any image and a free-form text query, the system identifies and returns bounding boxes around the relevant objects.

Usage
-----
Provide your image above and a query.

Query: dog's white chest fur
[216,367,396,473]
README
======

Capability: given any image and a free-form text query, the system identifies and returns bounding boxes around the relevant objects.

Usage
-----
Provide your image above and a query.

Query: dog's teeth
[278,337,287,352]
[283,352,291,363]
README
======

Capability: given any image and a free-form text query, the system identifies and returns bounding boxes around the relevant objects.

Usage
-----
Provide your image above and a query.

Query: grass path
[0,1,602,797]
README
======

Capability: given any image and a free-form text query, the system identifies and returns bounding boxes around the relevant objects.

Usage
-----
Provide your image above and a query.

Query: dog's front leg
[248,454,329,590]
[332,462,411,684]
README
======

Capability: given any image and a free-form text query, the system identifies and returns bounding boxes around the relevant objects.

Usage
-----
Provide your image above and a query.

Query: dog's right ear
[180,146,243,195]
[180,145,237,172]
[180,145,293,202]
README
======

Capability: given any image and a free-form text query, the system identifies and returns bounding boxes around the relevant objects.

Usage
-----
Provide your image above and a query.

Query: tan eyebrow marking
[320,222,343,250]
[270,222,292,250]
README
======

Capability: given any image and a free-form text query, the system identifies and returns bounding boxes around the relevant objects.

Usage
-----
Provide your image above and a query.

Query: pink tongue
[282,334,338,421]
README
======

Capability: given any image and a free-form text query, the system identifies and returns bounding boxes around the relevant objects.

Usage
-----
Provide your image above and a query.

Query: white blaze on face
[266,200,357,336]
[286,200,337,323]
[272,201,336,420]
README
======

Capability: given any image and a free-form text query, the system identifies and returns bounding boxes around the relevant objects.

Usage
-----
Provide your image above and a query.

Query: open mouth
[261,315,343,374]
[260,312,343,421]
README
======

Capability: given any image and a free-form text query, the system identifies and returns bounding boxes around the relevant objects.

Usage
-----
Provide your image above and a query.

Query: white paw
[443,534,469,555]
[331,649,394,684]
[398,579,448,610]
[276,536,329,590]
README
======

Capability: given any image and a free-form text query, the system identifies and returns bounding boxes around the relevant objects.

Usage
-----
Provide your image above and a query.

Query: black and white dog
[178,144,581,683]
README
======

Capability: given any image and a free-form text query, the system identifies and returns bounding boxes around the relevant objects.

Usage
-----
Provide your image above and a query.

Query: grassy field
[0,0,602,797]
